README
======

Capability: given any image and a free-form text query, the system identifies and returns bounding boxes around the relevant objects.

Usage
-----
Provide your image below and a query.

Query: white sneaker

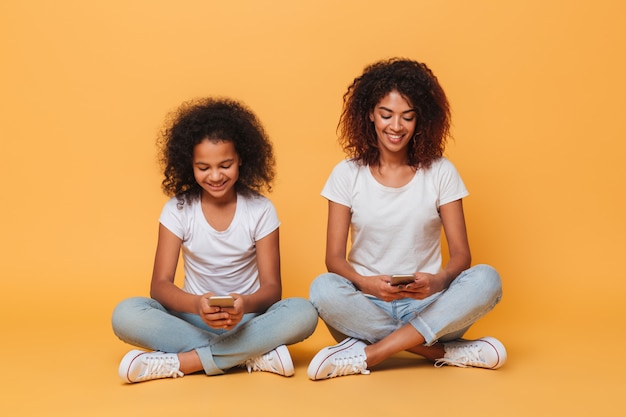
[435,337,507,369]
[119,350,184,383]
[307,338,370,380]
[245,345,294,377]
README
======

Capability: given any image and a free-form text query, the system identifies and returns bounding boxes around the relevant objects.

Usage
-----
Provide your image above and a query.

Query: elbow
[325,259,332,272]
[325,254,341,273]
[450,249,471,271]
[268,282,282,303]
[149,279,167,301]
[463,251,472,270]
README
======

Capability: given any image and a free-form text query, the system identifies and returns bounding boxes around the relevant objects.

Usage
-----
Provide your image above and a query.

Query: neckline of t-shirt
[196,194,241,234]
[365,164,420,192]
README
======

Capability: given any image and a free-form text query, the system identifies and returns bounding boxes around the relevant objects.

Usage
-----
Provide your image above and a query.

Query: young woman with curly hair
[112,97,317,383]
[307,58,506,380]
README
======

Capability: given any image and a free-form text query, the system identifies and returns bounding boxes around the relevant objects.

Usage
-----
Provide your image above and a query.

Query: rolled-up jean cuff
[410,315,438,346]
[196,346,223,375]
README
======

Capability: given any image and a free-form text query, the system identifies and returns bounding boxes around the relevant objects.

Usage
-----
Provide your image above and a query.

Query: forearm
[436,252,471,289]
[438,199,472,289]
[238,283,281,313]
[326,256,368,289]
[150,279,200,313]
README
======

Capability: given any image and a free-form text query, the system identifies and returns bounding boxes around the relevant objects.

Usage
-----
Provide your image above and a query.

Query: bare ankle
[178,350,203,374]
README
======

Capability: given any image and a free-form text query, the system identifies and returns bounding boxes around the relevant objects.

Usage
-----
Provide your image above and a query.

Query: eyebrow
[378,106,416,114]
[194,158,235,166]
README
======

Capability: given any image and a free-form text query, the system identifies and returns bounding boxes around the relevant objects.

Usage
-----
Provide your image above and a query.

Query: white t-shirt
[321,157,468,277]
[159,193,280,296]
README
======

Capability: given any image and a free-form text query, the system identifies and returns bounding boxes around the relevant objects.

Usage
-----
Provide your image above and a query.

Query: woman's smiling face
[369,90,417,156]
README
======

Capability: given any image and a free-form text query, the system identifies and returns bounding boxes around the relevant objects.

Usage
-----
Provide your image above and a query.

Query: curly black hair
[158,97,275,203]
[338,58,451,169]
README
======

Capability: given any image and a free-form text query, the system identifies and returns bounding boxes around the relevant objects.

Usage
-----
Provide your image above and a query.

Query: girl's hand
[392,272,446,300]
[199,293,244,330]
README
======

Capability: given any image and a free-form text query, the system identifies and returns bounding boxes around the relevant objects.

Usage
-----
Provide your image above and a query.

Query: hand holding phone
[390,274,415,286]
[208,295,235,307]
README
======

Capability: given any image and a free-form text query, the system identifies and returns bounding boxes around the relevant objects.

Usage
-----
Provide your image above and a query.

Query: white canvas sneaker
[308,338,370,380]
[435,337,507,369]
[119,350,184,383]
[245,345,294,377]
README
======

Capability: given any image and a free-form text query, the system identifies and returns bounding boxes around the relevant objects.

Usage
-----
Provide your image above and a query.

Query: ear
[369,111,374,122]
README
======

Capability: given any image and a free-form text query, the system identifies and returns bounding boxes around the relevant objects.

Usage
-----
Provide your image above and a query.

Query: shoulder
[336,158,362,171]
[426,157,462,177]
[238,193,280,238]
[426,158,468,201]
[159,196,201,227]
[161,195,197,214]
[238,192,277,216]
[431,157,455,170]
[159,196,199,239]
[240,192,273,207]
[329,158,365,178]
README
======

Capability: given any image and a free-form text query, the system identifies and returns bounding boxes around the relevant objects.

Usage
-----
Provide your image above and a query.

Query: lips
[386,132,405,143]
[206,181,227,191]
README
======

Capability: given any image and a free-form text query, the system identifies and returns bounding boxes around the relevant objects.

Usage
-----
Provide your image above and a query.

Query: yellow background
[1,0,624,416]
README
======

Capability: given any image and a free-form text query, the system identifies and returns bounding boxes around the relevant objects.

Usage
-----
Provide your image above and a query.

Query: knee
[471,264,503,301]
[309,273,343,307]
[475,264,501,285]
[288,297,318,321]
[277,297,319,338]
[291,297,319,333]
[111,296,152,336]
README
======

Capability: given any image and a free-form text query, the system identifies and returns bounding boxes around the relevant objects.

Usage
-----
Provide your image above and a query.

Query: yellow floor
[4,297,623,417]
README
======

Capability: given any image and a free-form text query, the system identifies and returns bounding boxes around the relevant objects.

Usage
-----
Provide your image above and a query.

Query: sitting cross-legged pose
[112,97,317,383]
[308,58,506,380]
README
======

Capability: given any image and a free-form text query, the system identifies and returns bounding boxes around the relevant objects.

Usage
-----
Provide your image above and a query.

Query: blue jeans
[112,297,318,375]
[309,264,502,346]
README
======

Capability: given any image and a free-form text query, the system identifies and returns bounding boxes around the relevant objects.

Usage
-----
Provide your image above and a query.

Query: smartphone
[209,295,235,307]
[390,274,415,286]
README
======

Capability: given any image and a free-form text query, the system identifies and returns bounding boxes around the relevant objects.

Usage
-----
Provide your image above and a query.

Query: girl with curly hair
[112,97,317,383]
[307,58,506,380]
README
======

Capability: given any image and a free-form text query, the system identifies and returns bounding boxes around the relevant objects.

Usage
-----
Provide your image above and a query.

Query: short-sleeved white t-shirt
[159,193,280,296]
[321,157,468,277]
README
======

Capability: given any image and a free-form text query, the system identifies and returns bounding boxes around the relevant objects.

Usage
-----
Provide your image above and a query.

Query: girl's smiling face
[192,139,240,202]
[369,90,417,156]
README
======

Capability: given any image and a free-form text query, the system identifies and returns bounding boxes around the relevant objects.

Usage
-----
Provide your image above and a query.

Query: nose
[390,116,403,131]
[209,169,222,181]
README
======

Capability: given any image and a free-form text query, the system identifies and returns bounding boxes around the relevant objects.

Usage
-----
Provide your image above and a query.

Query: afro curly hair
[338,58,451,169]
[158,97,275,203]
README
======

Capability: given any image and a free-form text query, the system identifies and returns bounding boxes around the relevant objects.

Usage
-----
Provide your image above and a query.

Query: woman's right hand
[356,275,405,302]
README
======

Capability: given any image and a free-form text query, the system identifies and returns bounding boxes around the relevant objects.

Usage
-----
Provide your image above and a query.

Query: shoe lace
[139,354,183,381]
[435,343,484,368]
[245,352,273,373]
[328,354,370,378]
